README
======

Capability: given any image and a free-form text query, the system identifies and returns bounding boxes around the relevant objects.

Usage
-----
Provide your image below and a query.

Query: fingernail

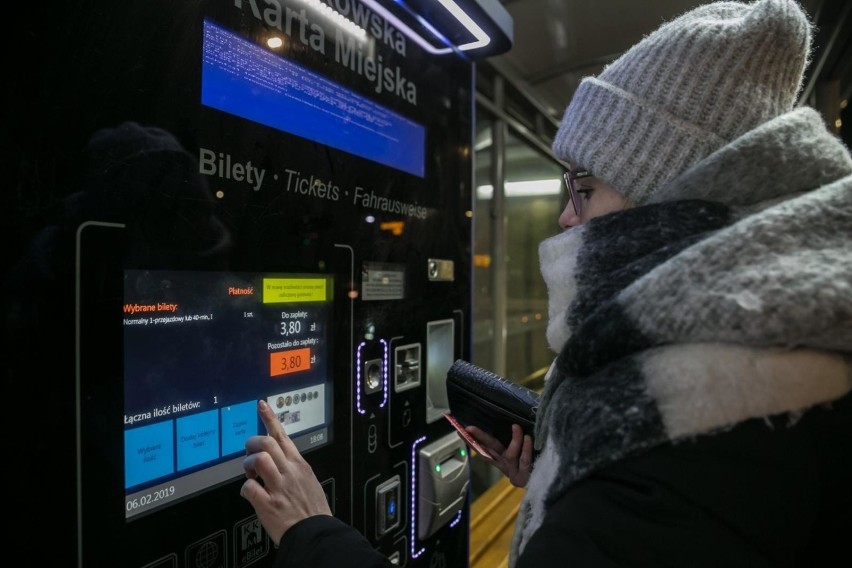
[259,400,268,410]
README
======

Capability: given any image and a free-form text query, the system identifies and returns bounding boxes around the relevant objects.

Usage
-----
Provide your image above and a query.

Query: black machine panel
[4,0,510,566]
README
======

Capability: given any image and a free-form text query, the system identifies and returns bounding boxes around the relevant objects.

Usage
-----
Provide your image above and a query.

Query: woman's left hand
[466,424,533,488]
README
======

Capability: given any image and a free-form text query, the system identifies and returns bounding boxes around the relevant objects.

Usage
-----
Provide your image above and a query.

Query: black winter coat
[272,392,852,567]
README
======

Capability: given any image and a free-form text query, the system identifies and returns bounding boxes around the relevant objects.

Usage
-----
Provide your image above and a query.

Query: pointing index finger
[257,400,298,455]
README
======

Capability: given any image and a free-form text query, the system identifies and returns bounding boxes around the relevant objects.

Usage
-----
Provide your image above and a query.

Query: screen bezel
[76,222,352,565]
[121,268,335,520]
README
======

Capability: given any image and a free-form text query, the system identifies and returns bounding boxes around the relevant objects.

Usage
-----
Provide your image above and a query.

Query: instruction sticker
[361,262,405,301]
[262,278,328,304]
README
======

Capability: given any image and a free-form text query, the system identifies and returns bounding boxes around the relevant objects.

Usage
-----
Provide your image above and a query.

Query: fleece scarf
[510,107,852,565]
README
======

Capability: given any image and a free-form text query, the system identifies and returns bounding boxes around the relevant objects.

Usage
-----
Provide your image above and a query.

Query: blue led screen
[201,19,426,177]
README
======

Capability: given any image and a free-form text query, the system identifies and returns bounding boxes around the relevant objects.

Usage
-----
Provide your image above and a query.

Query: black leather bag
[445,359,539,449]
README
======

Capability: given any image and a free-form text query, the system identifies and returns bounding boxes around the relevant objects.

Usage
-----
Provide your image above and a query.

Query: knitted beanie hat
[552,0,812,205]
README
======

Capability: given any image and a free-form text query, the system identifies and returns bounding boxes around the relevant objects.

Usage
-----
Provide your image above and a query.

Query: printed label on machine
[362,261,406,300]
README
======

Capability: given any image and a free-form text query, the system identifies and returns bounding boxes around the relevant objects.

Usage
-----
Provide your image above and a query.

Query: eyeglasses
[563,169,592,217]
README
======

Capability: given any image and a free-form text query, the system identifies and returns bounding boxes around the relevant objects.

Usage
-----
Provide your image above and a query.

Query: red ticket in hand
[443,412,494,460]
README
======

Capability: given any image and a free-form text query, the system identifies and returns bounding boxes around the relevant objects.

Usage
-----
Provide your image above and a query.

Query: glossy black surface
[7,1,474,566]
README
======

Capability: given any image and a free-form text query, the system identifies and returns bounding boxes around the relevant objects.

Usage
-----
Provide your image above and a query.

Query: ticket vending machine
[6,0,511,567]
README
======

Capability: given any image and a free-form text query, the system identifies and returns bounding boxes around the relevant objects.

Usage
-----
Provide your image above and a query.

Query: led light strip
[410,436,427,559]
[356,341,366,415]
[380,338,389,408]
[434,0,490,50]
[319,0,491,55]
[356,340,389,412]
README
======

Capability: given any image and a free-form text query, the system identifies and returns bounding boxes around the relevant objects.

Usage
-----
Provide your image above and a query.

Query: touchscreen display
[122,270,334,520]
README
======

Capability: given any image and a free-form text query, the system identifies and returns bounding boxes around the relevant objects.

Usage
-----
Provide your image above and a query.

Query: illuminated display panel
[201,19,426,177]
[122,270,334,520]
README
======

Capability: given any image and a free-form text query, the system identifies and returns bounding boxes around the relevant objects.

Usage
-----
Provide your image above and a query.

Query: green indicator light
[460,449,467,457]
[435,464,441,473]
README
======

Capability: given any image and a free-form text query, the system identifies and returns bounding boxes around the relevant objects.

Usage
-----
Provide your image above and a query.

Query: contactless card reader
[417,432,470,539]
[376,475,402,538]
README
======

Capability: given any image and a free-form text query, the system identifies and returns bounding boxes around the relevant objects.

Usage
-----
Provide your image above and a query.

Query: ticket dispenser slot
[417,432,469,540]
[426,319,454,423]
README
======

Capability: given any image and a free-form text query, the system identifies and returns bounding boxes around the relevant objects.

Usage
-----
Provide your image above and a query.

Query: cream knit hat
[552,0,813,205]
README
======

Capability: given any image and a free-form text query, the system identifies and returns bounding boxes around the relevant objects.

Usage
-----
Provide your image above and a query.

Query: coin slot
[364,358,383,394]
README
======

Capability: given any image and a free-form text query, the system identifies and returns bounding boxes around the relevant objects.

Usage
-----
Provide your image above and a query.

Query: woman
[465,172,633,489]
[241,0,852,565]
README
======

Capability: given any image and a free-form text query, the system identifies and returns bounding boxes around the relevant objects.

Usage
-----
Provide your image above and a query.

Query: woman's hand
[241,400,332,545]
[465,424,533,488]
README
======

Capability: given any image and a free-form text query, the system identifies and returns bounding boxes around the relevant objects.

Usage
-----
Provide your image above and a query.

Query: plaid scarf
[511,109,852,564]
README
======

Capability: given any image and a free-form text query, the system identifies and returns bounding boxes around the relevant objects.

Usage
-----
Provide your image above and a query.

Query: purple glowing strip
[355,341,366,415]
[380,339,389,408]
[411,436,427,559]
[450,510,462,528]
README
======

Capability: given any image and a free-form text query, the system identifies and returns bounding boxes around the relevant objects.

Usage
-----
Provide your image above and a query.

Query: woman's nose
[558,204,581,230]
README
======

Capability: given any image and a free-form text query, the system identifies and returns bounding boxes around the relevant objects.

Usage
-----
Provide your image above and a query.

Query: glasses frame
[563,169,591,217]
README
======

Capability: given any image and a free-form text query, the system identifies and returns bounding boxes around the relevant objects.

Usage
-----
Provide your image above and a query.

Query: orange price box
[270,347,311,377]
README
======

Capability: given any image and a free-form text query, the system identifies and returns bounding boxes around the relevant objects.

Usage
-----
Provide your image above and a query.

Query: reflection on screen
[122,270,334,520]
[201,19,426,177]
